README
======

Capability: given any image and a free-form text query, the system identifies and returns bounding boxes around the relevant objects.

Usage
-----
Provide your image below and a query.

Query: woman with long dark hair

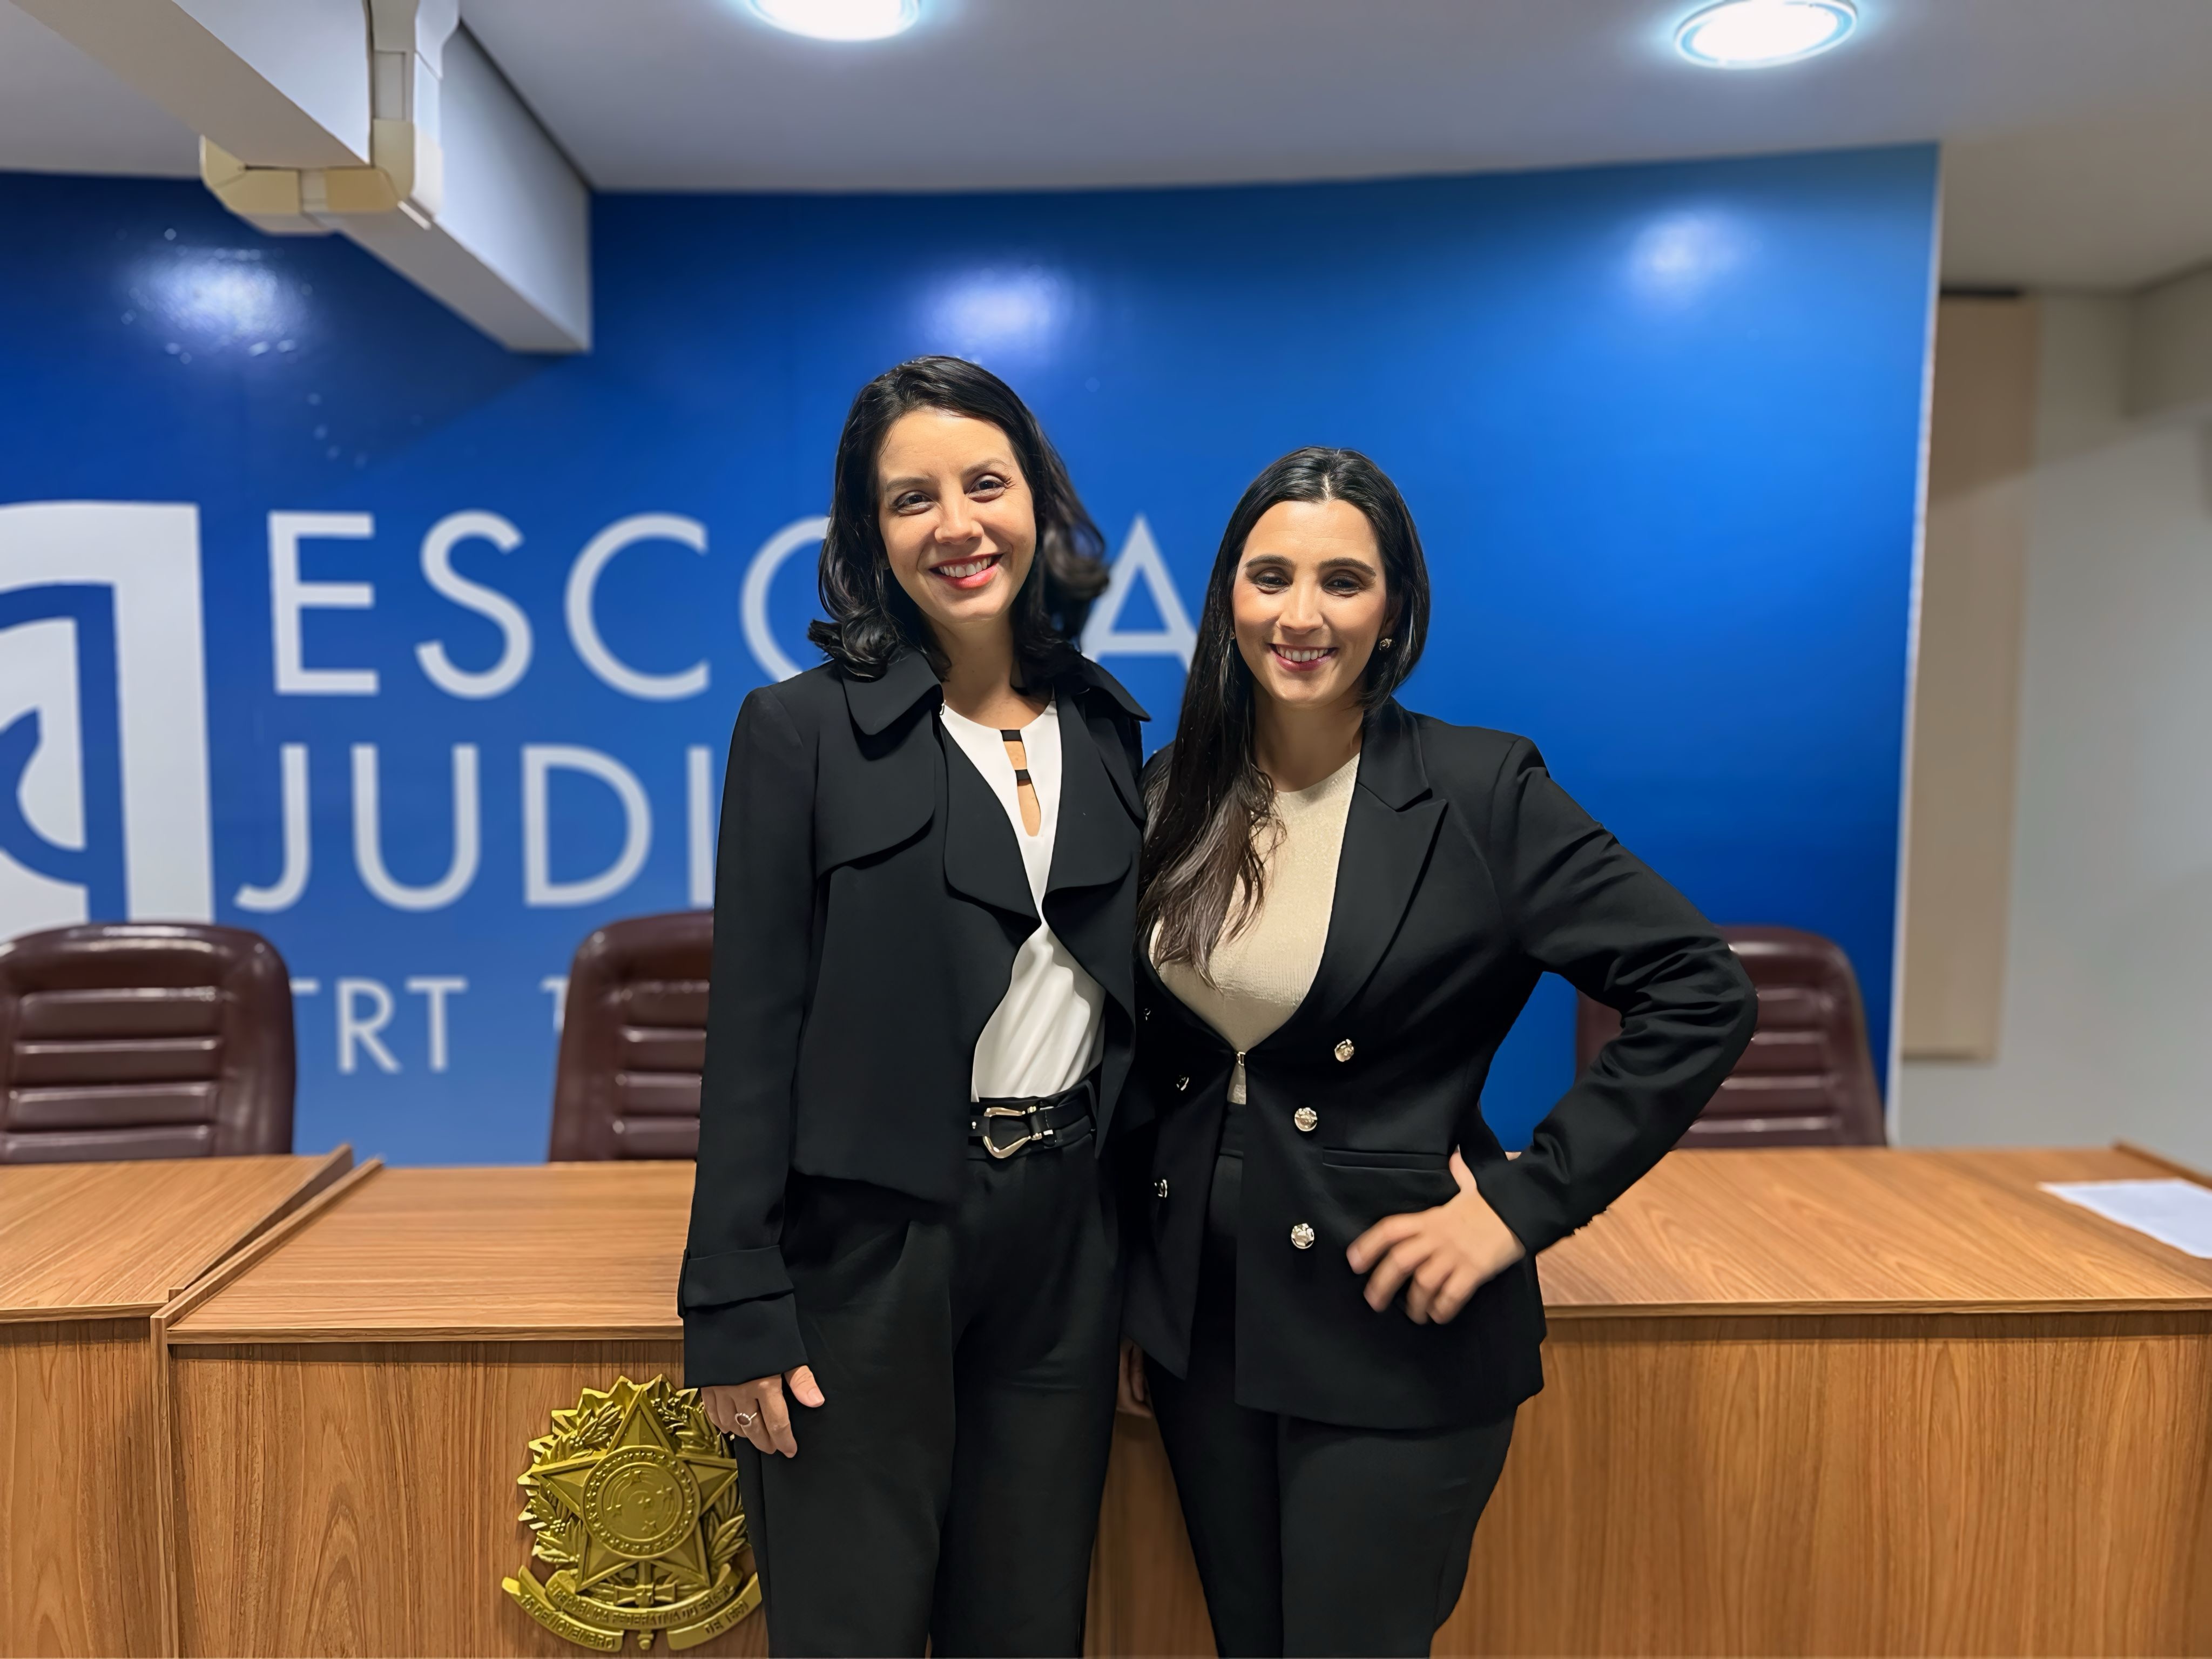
[681,356,1148,1655]
[1120,447,1755,1656]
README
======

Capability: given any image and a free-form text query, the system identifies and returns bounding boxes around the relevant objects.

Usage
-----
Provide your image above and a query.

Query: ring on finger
[734,1411,757,1429]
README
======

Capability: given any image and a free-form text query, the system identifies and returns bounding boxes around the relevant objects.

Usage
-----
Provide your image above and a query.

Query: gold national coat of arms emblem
[504,1374,760,1652]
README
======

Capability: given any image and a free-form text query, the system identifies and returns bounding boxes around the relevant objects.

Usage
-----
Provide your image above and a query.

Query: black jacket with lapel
[680,648,1147,1387]
[1123,702,1757,1431]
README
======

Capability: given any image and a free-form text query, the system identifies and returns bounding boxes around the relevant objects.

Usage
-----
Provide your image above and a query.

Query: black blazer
[1123,703,1756,1431]
[680,648,1148,1387]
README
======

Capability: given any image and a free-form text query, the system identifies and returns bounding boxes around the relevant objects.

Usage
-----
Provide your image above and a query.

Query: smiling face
[1231,497,1394,716]
[877,408,1037,652]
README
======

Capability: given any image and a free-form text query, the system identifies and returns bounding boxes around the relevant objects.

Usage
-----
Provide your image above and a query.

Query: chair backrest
[549,912,712,1161]
[1573,925,1884,1147]
[0,922,295,1163]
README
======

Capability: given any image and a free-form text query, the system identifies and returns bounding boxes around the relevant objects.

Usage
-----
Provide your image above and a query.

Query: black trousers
[1148,1154,1516,1658]
[732,1125,1120,1658]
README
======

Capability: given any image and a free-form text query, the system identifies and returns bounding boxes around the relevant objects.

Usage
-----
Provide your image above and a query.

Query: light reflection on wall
[925,266,1069,363]
[1628,211,1752,306]
[132,245,305,360]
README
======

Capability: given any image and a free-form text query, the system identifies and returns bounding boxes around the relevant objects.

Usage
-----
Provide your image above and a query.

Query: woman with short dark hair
[1121,446,1756,1656]
[682,356,1148,1655]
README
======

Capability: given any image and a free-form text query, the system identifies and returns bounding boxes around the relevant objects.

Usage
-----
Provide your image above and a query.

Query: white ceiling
[0,2,198,176]
[3,0,2210,291]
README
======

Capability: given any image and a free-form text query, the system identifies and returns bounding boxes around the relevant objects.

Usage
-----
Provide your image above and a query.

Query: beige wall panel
[1901,295,2212,1170]
[1905,294,2041,1059]
[170,1340,768,1658]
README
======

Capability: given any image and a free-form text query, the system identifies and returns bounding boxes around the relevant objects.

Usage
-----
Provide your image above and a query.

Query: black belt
[968,1076,1096,1160]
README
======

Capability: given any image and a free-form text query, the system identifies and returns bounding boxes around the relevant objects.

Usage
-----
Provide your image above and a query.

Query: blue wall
[0,147,1936,1164]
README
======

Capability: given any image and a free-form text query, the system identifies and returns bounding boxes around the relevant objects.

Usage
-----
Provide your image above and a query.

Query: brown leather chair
[0,922,295,1163]
[549,912,712,1161]
[1574,925,1884,1147]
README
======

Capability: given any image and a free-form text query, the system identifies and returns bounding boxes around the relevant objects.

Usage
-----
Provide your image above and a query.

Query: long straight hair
[807,356,1110,682]
[1140,447,1431,972]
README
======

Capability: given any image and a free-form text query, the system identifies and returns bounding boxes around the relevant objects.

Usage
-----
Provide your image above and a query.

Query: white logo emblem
[1082,515,1197,667]
[0,502,214,934]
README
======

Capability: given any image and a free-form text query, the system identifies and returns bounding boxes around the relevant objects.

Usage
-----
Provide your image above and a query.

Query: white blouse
[938,699,1107,1102]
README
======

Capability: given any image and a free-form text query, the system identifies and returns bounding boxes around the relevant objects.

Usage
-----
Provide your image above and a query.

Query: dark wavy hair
[1140,446,1431,972]
[806,356,1111,681]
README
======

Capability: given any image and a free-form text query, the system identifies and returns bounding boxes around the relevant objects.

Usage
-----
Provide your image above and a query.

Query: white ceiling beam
[20,0,589,355]
[329,26,591,354]
[12,0,371,168]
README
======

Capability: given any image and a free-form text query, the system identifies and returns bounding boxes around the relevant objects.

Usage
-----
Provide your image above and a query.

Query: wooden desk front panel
[1086,1312,2212,1658]
[1451,1311,2212,1656]
[170,1341,768,1659]
[156,1151,2212,1657]
[1087,1414,1210,1657]
[0,1320,164,1659]
[0,1152,342,1659]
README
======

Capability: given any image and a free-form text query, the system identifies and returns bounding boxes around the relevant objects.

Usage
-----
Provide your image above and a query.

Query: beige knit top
[1153,751,1359,1103]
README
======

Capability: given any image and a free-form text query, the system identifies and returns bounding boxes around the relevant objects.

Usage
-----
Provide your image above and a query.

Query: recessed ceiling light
[747,0,919,41]
[1675,0,1856,68]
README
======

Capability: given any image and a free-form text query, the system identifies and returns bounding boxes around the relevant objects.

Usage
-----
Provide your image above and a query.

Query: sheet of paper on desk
[2040,1179,2212,1258]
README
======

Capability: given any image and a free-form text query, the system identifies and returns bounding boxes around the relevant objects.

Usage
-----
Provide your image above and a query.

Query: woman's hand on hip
[701,1367,826,1458]
[1346,1150,1526,1324]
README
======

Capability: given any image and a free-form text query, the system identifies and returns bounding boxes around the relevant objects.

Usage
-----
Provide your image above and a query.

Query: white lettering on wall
[405,975,468,1072]
[739,515,828,683]
[522,744,651,906]
[416,511,532,699]
[297,970,478,1072]
[235,743,311,912]
[686,744,714,907]
[352,743,482,911]
[565,513,709,700]
[336,975,400,1073]
[269,510,378,694]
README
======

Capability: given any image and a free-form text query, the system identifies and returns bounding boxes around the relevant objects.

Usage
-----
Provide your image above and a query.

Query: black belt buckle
[980,1101,1050,1159]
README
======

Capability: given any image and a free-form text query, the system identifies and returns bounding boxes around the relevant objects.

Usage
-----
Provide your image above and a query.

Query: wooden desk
[0,1150,350,1658]
[1089,1146,2212,1657]
[164,1163,766,1658]
[153,1150,2212,1657]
